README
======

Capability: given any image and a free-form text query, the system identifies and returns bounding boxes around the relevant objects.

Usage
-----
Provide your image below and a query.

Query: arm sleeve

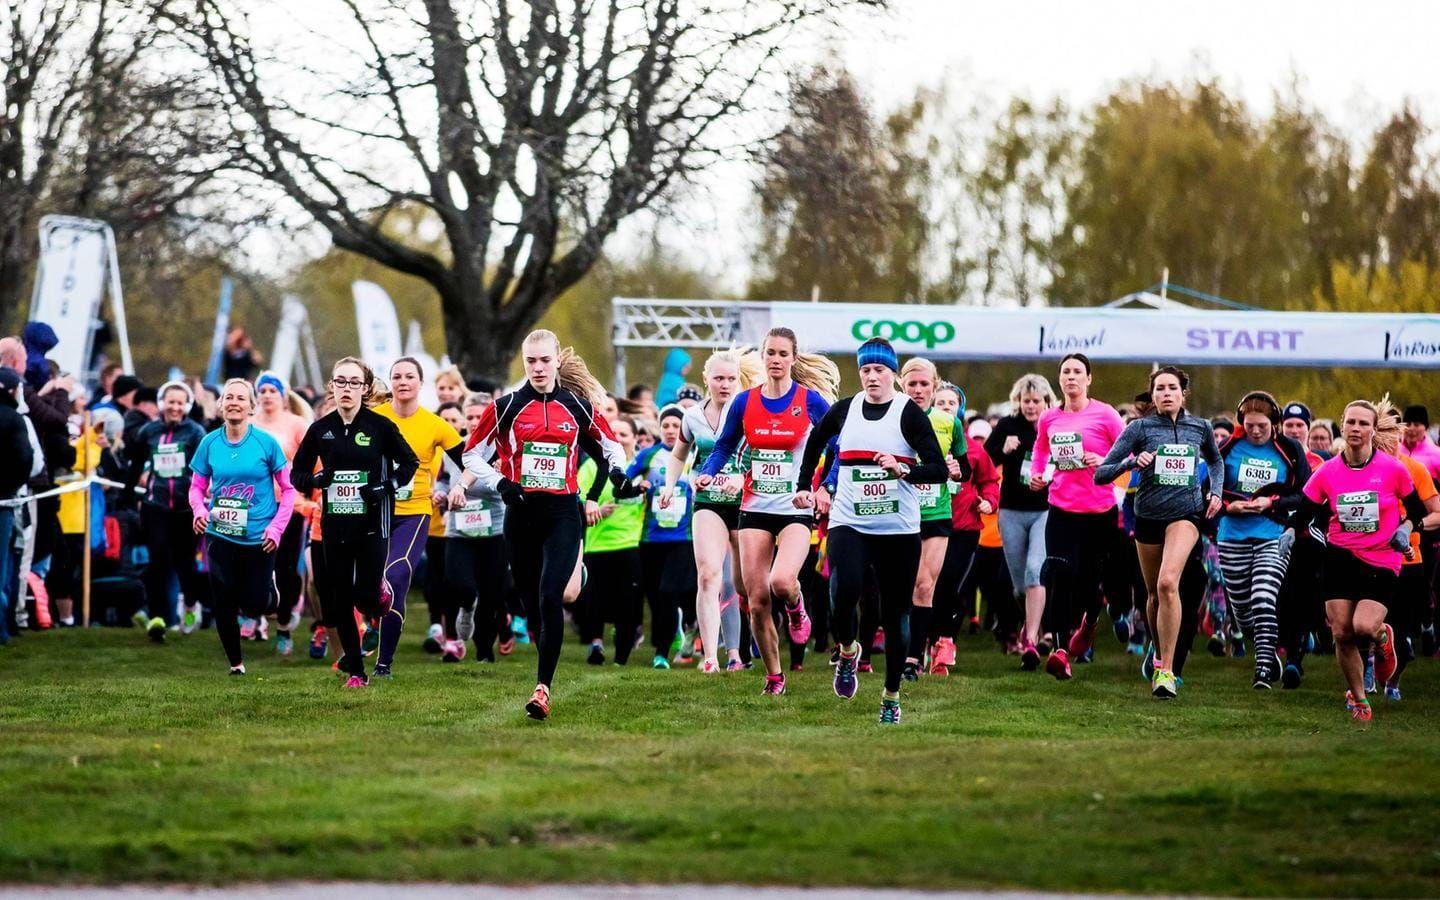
[290,425,319,494]
[1402,487,1427,528]
[899,401,947,484]
[795,399,847,490]
[1270,442,1313,515]
[265,465,297,544]
[627,447,654,480]
[701,393,748,478]
[461,400,504,490]
[1202,424,1225,498]
[439,418,466,476]
[1093,422,1140,484]
[806,389,831,425]
[983,419,1008,466]
[188,472,210,521]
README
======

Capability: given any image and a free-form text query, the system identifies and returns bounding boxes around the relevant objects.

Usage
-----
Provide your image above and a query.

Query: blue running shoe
[1112,612,1130,644]
[512,616,531,644]
[834,647,859,699]
[878,696,902,725]
[1140,644,1155,681]
[1363,656,1376,694]
[1281,663,1302,689]
[1385,683,1401,702]
[651,654,670,670]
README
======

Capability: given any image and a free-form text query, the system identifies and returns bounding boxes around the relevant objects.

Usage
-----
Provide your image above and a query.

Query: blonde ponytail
[557,347,607,408]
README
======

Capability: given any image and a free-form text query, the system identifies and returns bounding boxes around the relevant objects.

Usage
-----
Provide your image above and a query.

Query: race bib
[1050,432,1084,471]
[211,496,250,538]
[749,449,795,495]
[521,442,568,490]
[652,492,688,528]
[326,470,368,515]
[849,466,899,517]
[1237,457,1279,495]
[914,480,949,512]
[694,449,741,505]
[1020,452,1055,483]
[152,442,186,479]
[1154,444,1197,487]
[395,476,416,502]
[1336,490,1380,534]
[452,499,493,538]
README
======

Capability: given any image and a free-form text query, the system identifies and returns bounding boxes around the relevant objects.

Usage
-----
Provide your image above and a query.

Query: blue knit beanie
[856,338,898,372]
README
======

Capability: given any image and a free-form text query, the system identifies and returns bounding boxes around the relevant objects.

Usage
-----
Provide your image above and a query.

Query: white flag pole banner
[269,294,307,385]
[403,319,440,410]
[28,215,132,377]
[748,301,1440,369]
[352,281,403,375]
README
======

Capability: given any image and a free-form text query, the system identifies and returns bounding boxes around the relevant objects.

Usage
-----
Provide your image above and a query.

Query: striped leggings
[1216,538,1290,678]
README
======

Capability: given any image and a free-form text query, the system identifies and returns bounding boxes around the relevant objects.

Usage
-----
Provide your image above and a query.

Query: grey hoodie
[1094,411,1223,521]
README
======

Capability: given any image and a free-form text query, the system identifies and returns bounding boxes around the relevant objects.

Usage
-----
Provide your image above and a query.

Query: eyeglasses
[331,378,366,389]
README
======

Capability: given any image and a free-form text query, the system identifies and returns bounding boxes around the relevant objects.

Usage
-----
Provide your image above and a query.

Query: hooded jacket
[655,348,691,408]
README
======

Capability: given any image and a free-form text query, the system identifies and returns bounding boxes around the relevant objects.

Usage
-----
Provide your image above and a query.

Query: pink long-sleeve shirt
[1030,399,1127,514]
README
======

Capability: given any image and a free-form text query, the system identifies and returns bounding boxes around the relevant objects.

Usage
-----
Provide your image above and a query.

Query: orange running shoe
[525,684,551,720]
[1373,625,1398,686]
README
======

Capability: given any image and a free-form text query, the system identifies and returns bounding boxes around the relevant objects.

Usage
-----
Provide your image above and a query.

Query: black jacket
[123,417,209,511]
[1217,433,1311,525]
[0,396,33,499]
[291,407,419,540]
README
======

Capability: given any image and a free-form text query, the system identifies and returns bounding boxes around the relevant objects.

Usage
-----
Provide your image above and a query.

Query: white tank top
[828,393,921,535]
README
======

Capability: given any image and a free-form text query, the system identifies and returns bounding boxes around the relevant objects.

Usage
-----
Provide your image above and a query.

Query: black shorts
[920,518,953,539]
[1134,514,1203,546]
[1322,545,1397,606]
[738,510,812,538]
[693,502,740,531]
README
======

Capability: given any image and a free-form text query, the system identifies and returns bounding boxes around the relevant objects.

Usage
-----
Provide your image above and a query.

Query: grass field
[1,610,1438,897]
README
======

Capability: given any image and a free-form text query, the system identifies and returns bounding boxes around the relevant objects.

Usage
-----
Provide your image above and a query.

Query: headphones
[158,379,195,416]
[1236,390,1281,428]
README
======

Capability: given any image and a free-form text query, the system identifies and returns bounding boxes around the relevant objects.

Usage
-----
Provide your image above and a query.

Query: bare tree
[178,0,883,380]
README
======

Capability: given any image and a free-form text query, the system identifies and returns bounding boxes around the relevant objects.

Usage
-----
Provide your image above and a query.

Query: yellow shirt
[374,402,462,517]
[59,436,104,535]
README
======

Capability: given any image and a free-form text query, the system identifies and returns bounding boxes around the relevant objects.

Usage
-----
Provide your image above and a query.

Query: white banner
[29,218,109,378]
[269,294,307,385]
[352,281,402,374]
[757,302,1440,369]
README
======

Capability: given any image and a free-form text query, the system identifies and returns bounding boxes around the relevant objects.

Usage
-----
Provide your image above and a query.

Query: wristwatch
[896,462,912,478]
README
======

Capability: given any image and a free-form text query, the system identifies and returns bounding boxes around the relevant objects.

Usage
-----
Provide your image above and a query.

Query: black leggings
[1279,533,1327,668]
[1042,507,1118,648]
[827,526,921,693]
[931,529,979,643]
[1393,563,1428,680]
[640,541,696,657]
[318,534,387,677]
[206,537,278,667]
[140,504,207,625]
[579,547,643,662]
[425,535,451,632]
[273,515,306,631]
[446,535,510,655]
[966,545,1016,642]
[503,494,583,688]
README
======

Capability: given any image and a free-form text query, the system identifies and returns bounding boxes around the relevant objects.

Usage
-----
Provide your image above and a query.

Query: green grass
[1,612,1438,896]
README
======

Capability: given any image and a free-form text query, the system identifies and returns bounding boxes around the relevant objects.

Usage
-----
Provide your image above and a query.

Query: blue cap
[856,339,898,372]
[255,371,287,396]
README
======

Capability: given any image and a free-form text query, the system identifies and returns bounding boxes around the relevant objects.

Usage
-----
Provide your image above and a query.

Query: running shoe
[275,634,294,657]
[362,624,379,655]
[834,647,859,699]
[1362,655,1376,694]
[1228,632,1246,658]
[455,607,474,642]
[1112,611,1130,644]
[1252,674,1271,690]
[901,661,920,682]
[1344,689,1360,713]
[726,658,745,672]
[785,600,812,645]
[181,605,200,635]
[131,610,149,629]
[1281,663,1303,690]
[342,674,368,689]
[498,636,516,655]
[1349,699,1372,725]
[525,685,551,720]
[1045,648,1072,681]
[929,660,949,676]
[309,626,328,660]
[255,618,269,642]
[878,696,902,725]
[701,659,720,675]
[228,664,246,676]
[652,654,670,669]
[762,673,786,695]
[829,646,840,667]
[378,579,394,618]
[587,643,605,665]
[372,663,393,680]
[424,623,444,655]
[935,637,957,667]
[1067,615,1095,660]
[790,662,803,673]
[1207,634,1226,657]
[239,617,257,640]
[1019,641,1041,671]
[857,660,874,674]
[1385,681,1402,702]
[1126,639,1146,656]
[442,639,467,663]
[512,616,531,644]
[1151,667,1178,699]
[1035,634,1053,655]
[1374,624,1398,686]
[1140,645,1155,681]
[669,628,686,659]
[146,616,167,643]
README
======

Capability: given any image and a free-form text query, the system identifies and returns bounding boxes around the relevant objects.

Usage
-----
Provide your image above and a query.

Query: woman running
[1028,353,1127,680]
[632,406,697,668]
[251,371,313,655]
[695,327,839,695]
[659,348,759,673]
[929,409,1000,672]
[984,373,1056,669]
[1297,398,1427,723]
[292,358,419,688]
[1215,391,1311,688]
[187,378,297,675]
[897,358,969,681]
[372,357,466,678]
[450,330,633,719]
[795,337,946,724]
[1383,436,1440,700]
[1094,366,1223,699]
[426,401,467,660]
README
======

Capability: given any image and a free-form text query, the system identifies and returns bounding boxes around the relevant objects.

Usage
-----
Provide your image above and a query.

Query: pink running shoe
[442,639,467,663]
[342,674,368,689]
[1045,648,1073,681]
[935,636,957,667]
[239,617,257,639]
[1067,614,1095,660]
[762,673,786,695]
[726,658,745,672]
[786,600,812,645]
[1020,641,1042,671]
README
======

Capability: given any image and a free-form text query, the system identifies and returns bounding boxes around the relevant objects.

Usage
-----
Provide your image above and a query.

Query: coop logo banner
[850,318,956,349]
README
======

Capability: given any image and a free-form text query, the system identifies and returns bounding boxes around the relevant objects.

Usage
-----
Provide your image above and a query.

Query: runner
[1297,398,1427,723]
[897,358,969,680]
[291,357,420,688]
[1095,366,1223,699]
[372,357,466,678]
[1027,353,1127,680]
[442,398,513,663]
[659,348,758,673]
[1215,391,1311,688]
[1384,437,1440,700]
[577,416,645,664]
[930,408,1000,672]
[695,327,839,695]
[251,371,312,654]
[794,337,946,724]
[426,401,467,660]
[187,378,296,675]
[632,406,697,668]
[124,380,208,640]
[449,330,634,719]
[984,373,1055,668]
